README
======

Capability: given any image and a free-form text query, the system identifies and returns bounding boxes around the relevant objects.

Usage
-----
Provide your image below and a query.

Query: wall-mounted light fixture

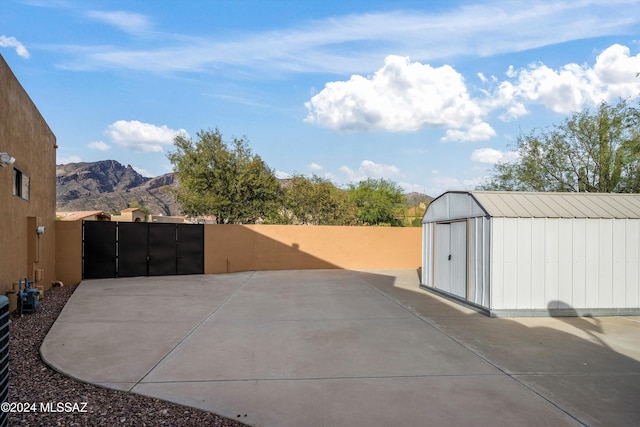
[36,226,46,235]
[0,153,16,167]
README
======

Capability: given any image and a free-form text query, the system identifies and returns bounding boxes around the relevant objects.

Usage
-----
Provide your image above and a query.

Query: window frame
[13,167,30,201]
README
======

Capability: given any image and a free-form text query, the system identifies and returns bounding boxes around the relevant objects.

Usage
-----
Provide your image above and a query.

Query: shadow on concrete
[358,278,640,427]
[63,225,640,427]
[547,300,610,351]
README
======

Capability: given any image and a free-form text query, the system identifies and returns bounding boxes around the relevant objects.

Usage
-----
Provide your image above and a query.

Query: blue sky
[3,0,640,196]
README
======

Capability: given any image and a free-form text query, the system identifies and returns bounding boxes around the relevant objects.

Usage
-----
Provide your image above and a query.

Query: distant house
[56,211,111,222]
[118,207,146,222]
[149,214,186,224]
[0,54,57,295]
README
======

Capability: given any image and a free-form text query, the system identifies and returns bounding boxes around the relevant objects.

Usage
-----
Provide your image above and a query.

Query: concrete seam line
[353,270,590,427]
[137,372,503,384]
[134,271,257,387]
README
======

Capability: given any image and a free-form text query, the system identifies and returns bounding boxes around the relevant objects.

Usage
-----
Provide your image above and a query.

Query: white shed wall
[468,216,491,307]
[421,222,434,286]
[490,217,640,311]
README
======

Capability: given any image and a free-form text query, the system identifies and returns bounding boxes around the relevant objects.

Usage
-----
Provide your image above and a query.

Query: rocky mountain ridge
[56,160,181,215]
[56,160,434,218]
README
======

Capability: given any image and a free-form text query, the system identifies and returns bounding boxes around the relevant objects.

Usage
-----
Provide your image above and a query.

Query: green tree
[279,175,357,225]
[480,100,640,192]
[167,128,281,223]
[347,178,405,226]
[128,201,150,215]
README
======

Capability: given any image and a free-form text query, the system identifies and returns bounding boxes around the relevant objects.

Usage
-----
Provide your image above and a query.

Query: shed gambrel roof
[471,191,640,219]
[423,191,640,222]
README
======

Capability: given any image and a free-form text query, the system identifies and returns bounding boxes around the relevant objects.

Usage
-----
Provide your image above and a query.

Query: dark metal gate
[118,222,148,277]
[83,221,117,279]
[83,221,204,279]
[177,224,205,275]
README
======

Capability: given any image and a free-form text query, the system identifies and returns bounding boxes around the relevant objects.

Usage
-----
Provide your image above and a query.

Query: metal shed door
[435,223,452,293]
[435,221,467,299]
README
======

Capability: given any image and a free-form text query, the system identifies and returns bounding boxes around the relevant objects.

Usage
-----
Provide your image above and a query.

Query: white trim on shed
[421,191,640,317]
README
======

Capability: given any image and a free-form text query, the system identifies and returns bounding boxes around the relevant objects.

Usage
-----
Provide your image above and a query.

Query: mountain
[56,160,181,215]
[56,160,433,219]
[404,192,434,207]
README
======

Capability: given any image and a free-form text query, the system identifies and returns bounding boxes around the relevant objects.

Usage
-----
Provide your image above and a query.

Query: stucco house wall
[0,54,57,295]
[118,208,146,222]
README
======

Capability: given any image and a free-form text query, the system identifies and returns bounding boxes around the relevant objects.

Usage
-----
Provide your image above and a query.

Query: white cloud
[306,43,637,138]
[88,140,110,151]
[85,10,151,34]
[471,148,519,164]
[339,160,400,182]
[0,35,29,58]
[398,181,428,194]
[497,44,640,114]
[275,170,292,179]
[426,172,486,196]
[305,55,489,133]
[56,155,82,164]
[308,162,323,171]
[104,120,187,153]
[442,121,496,142]
[133,166,152,177]
[57,1,640,76]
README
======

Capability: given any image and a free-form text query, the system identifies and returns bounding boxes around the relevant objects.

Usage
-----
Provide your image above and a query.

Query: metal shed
[421,191,640,317]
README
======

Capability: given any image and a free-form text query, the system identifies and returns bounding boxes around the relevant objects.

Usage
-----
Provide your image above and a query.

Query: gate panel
[118,223,148,277]
[148,223,177,276]
[176,224,204,275]
[83,221,116,279]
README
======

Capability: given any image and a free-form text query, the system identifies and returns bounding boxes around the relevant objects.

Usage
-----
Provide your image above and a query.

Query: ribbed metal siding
[468,217,490,307]
[491,217,640,310]
[0,296,9,427]
[433,222,467,299]
[435,223,451,293]
[422,223,434,286]
[450,221,467,299]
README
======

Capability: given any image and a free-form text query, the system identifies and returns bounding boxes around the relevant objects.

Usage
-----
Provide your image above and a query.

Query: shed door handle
[448,254,452,261]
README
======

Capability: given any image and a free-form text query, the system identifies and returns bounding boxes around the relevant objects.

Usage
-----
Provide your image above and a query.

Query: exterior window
[13,168,29,201]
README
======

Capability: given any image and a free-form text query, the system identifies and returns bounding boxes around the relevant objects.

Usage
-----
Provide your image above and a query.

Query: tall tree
[480,100,640,192]
[167,128,281,223]
[279,175,357,225]
[347,178,405,226]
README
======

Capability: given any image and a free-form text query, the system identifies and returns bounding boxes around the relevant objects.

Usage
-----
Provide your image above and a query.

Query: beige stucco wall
[121,210,146,222]
[205,225,421,274]
[55,221,82,286]
[54,223,421,281]
[0,54,57,295]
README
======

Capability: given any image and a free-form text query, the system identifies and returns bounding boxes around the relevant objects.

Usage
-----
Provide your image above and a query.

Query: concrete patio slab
[42,320,197,384]
[428,316,640,374]
[211,291,412,321]
[135,376,580,427]
[41,269,640,427]
[141,316,498,382]
[515,373,640,427]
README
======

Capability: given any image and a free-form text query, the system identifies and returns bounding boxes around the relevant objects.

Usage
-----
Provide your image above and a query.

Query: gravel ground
[8,285,248,427]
